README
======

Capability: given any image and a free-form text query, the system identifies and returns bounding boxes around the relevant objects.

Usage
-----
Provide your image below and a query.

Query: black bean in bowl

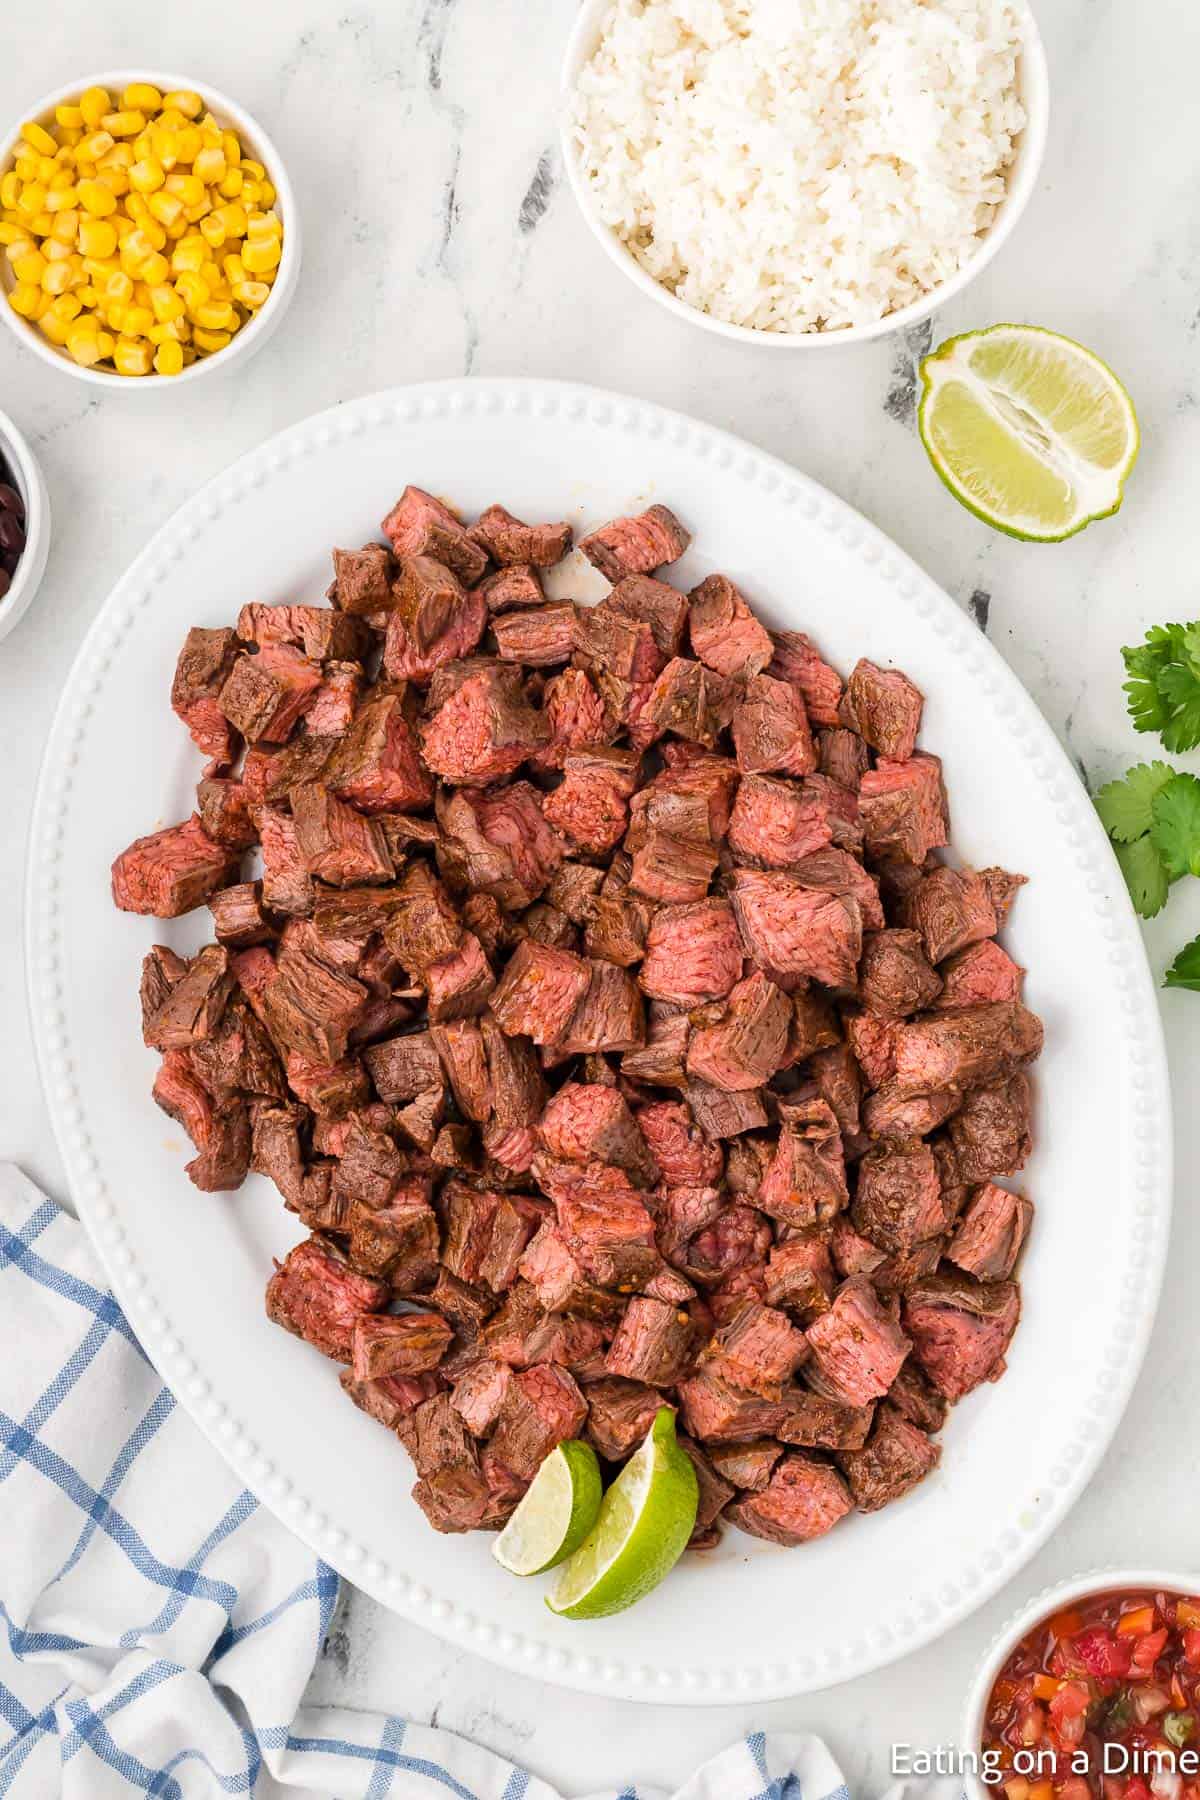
[0,459,26,601]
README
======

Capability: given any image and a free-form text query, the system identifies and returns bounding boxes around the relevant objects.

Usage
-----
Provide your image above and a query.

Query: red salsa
[983,1589,1200,1800]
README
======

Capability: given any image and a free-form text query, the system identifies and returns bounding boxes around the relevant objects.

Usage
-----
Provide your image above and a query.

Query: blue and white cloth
[0,1162,865,1798]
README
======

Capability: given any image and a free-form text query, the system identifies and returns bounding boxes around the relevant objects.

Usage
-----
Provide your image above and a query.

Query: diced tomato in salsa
[982,1590,1200,1800]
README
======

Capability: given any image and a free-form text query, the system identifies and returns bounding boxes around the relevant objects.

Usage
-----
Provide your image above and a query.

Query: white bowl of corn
[0,71,301,384]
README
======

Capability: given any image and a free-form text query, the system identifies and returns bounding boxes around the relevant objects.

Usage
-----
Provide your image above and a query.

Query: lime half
[918,325,1139,542]
[493,1439,602,1576]
[546,1408,698,1620]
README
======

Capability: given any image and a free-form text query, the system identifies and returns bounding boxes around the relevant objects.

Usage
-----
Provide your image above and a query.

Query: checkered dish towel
[0,1162,929,1799]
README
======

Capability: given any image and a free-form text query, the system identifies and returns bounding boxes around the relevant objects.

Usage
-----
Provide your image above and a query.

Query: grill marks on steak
[125,494,1042,1551]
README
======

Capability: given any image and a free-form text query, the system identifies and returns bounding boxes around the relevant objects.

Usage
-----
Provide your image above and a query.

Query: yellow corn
[218,168,244,198]
[56,104,85,130]
[0,173,20,210]
[149,283,185,322]
[171,237,207,274]
[113,336,152,375]
[41,236,75,263]
[193,325,231,353]
[246,209,281,242]
[129,156,165,193]
[17,183,47,216]
[192,298,235,331]
[39,310,71,345]
[193,148,226,185]
[50,291,82,321]
[173,269,209,310]
[12,249,47,283]
[162,89,203,119]
[123,83,162,112]
[152,338,184,375]
[233,277,270,309]
[79,130,114,163]
[0,221,28,246]
[78,216,117,258]
[79,87,111,127]
[102,110,146,138]
[41,259,79,295]
[8,282,45,319]
[100,268,134,304]
[77,179,117,217]
[241,237,280,274]
[44,185,79,213]
[139,250,170,285]
[50,210,79,244]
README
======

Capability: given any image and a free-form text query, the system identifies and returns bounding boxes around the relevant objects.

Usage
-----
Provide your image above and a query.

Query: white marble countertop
[2,2,1198,1793]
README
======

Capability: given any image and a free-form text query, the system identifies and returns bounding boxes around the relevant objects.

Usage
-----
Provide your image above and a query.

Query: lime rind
[546,1407,699,1621]
[918,324,1139,543]
[493,1439,602,1577]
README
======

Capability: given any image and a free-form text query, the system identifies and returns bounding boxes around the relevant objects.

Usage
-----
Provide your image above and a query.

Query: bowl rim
[0,406,51,642]
[559,0,1051,349]
[960,1567,1200,1800]
[0,67,302,389]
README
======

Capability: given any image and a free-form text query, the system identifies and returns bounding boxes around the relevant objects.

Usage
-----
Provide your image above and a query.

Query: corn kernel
[21,119,58,157]
[42,237,75,263]
[76,284,99,306]
[17,183,47,217]
[102,110,146,138]
[96,329,115,357]
[165,172,205,207]
[120,304,154,334]
[50,210,79,244]
[162,89,203,119]
[193,326,231,353]
[12,249,47,283]
[40,310,71,345]
[78,216,117,258]
[193,298,235,331]
[174,126,202,164]
[173,269,209,309]
[95,166,130,199]
[0,222,28,246]
[44,186,79,213]
[130,157,165,193]
[14,154,39,183]
[246,209,282,242]
[56,104,85,130]
[242,238,280,274]
[50,291,82,320]
[258,181,277,208]
[79,130,114,163]
[123,83,162,112]
[183,199,212,225]
[9,282,45,319]
[79,87,112,127]
[239,180,261,208]
[149,282,185,322]
[78,179,117,217]
[152,338,184,375]
[67,325,105,366]
[146,191,184,229]
[171,238,207,275]
[218,168,244,199]
[200,213,228,249]
[100,269,134,304]
[113,335,152,375]
[28,212,55,237]
[222,251,246,283]
[41,259,79,294]
[193,148,226,185]
[139,250,170,285]
[0,173,20,210]
[233,277,270,309]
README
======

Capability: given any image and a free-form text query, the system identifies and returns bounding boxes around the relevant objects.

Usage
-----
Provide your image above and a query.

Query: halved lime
[918,325,1139,542]
[546,1407,698,1620]
[493,1439,602,1576]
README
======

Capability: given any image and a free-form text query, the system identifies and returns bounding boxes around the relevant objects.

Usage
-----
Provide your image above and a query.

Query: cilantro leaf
[1165,935,1200,991]
[1155,660,1200,753]
[1094,762,1178,842]
[1115,835,1170,918]
[1121,622,1200,750]
[1151,774,1200,878]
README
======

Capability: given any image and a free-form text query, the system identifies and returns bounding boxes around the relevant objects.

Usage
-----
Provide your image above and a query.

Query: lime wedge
[918,325,1139,542]
[493,1439,602,1576]
[546,1407,698,1620]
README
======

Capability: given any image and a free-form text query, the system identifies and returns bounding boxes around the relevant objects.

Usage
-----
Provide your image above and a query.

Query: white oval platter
[26,379,1171,1704]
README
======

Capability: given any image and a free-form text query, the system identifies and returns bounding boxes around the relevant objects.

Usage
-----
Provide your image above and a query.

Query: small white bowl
[560,2,1050,350]
[960,1568,1200,1800]
[0,70,302,388]
[0,407,51,642]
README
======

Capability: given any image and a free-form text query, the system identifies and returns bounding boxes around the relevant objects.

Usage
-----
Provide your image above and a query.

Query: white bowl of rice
[562,0,1049,347]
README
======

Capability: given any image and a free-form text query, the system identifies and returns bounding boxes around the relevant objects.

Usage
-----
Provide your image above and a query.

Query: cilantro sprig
[1122,621,1200,752]
[1094,763,1200,919]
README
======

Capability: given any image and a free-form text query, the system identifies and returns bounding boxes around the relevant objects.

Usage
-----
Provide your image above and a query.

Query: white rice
[569,0,1026,334]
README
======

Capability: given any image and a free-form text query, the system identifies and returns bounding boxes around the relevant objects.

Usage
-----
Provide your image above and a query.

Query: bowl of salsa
[965,1574,1200,1800]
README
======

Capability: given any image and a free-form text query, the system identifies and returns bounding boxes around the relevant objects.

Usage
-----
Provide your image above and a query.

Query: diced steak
[979,867,1027,927]
[492,604,577,667]
[489,1364,587,1479]
[778,1386,876,1451]
[607,573,691,660]
[381,486,489,585]
[195,776,258,851]
[685,1080,768,1142]
[947,1182,1033,1281]
[421,664,548,787]
[727,774,847,869]
[909,866,997,963]
[471,503,573,568]
[543,748,640,855]
[805,1276,911,1405]
[143,944,234,1051]
[481,565,545,612]
[840,659,923,761]
[558,959,645,1055]
[537,667,609,768]
[858,929,943,1019]
[217,644,322,745]
[732,674,817,776]
[707,1439,783,1491]
[323,691,434,814]
[702,1302,808,1397]
[449,1359,513,1435]
[579,504,691,582]
[605,1297,696,1386]
[728,869,862,989]
[292,783,394,887]
[817,726,870,790]
[859,754,949,865]
[890,1004,1043,1097]
[490,940,591,1044]
[946,1072,1033,1181]
[383,577,487,682]
[330,543,393,615]
[757,1101,848,1228]
[852,1139,945,1253]
[887,1359,949,1434]
[686,971,792,1092]
[352,1311,453,1383]
[425,931,495,1023]
[728,1452,853,1546]
[764,1236,835,1318]
[259,807,314,918]
[265,1235,388,1362]
[112,816,240,918]
[637,1101,722,1187]
[676,1368,788,1442]
[935,940,1023,1010]
[861,1083,960,1141]
[687,573,772,679]
[430,1018,492,1123]
[172,626,241,762]
[538,1083,655,1182]
[902,1272,1021,1400]
[261,935,368,1063]
[837,1400,940,1511]
[767,629,844,728]
[585,1378,663,1461]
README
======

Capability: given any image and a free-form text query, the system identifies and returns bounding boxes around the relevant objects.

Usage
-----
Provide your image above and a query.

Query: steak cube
[381,863,464,976]
[480,565,545,612]
[438,783,562,909]
[330,543,393,615]
[891,1004,1043,1096]
[887,1360,949,1434]
[153,1054,250,1192]
[640,900,742,1010]
[144,944,234,1050]
[676,1368,788,1442]
[430,1018,492,1123]
[638,746,739,840]
[112,815,240,918]
[791,846,882,930]
[258,807,314,918]
[702,1301,808,1397]
[810,1039,863,1137]
[381,486,489,585]
[840,659,924,761]
[554,1175,658,1290]
[642,657,731,750]
[728,1452,852,1545]
[303,661,363,739]
[980,866,1028,927]
[629,826,718,906]
[846,1011,898,1090]
[579,504,691,582]
[946,1073,1032,1181]
[902,1272,1020,1401]
[947,1181,1033,1281]
[764,1237,836,1318]
[637,1101,722,1187]
[285,1053,370,1116]
[817,726,870,790]
[778,1387,875,1451]
[449,1359,512,1436]
[425,932,495,1023]
[687,573,772,678]
[518,1220,619,1317]
[858,929,943,1018]
[679,1435,735,1536]
[909,866,997,963]
[265,1235,388,1362]
[767,629,844,727]
[805,1276,911,1405]
[728,869,862,989]
[727,773,847,869]
[492,603,576,666]
[208,880,275,949]
[195,776,258,851]
[558,959,645,1055]
[621,1013,691,1089]
[352,1311,453,1382]
[851,1139,945,1252]
[538,1083,655,1181]
[837,1400,940,1511]
[605,1296,696,1386]
[218,644,322,744]
[732,674,817,776]
[935,939,1024,1009]
[707,1439,784,1491]
[422,664,548,787]
[261,936,367,1063]
[584,1377,662,1461]
[490,940,590,1044]
[171,626,241,761]
[383,580,486,682]
[787,990,842,1063]
[363,1029,442,1102]
[489,1365,587,1479]
[859,754,949,864]
[292,783,394,887]
[686,971,791,1092]
[537,667,610,769]
[236,601,370,663]
[685,1080,768,1141]
[757,1102,848,1228]
[323,691,434,814]
[139,943,188,1037]
[607,573,690,659]
[471,503,573,568]
[543,747,640,855]
[861,1084,960,1141]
